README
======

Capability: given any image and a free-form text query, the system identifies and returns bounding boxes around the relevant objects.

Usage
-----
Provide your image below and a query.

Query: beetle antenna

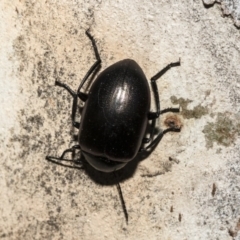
[116,181,128,224]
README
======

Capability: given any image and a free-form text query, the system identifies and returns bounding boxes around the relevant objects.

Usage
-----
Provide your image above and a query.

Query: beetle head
[82,152,127,173]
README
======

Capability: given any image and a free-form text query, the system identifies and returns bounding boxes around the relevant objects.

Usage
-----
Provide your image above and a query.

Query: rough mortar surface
[203,0,240,27]
[0,1,240,240]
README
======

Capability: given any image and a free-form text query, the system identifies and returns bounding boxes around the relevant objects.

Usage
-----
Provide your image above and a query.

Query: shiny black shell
[79,59,150,163]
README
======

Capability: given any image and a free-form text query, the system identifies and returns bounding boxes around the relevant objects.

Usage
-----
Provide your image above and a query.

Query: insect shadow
[69,122,167,185]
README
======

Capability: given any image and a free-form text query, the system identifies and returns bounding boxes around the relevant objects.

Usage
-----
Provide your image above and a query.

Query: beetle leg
[55,31,102,129]
[58,144,81,159]
[46,145,83,169]
[55,81,80,129]
[76,30,102,96]
[143,107,181,149]
[55,81,76,97]
[148,59,181,120]
[45,156,83,170]
[144,60,180,148]
[140,127,180,151]
[142,119,156,144]
[160,107,180,114]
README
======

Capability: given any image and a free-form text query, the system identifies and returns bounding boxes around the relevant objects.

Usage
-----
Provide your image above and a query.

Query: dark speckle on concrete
[212,183,217,197]
[202,112,240,148]
[170,96,208,119]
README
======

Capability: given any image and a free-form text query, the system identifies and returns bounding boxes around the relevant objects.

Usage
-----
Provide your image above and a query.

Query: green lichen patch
[170,96,208,119]
[202,113,240,148]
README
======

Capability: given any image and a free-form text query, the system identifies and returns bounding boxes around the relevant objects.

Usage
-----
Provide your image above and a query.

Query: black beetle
[46,30,181,222]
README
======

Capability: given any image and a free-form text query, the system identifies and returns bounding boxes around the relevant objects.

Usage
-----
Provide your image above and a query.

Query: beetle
[46,30,181,223]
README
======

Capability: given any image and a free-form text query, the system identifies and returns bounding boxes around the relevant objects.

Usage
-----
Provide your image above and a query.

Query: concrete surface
[203,0,240,27]
[1,1,240,239]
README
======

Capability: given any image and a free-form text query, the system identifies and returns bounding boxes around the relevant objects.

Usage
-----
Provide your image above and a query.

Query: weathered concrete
[1,1,240,239]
